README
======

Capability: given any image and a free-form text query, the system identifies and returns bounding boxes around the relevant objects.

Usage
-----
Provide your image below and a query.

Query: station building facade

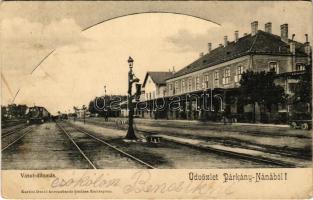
[138,21,312,123]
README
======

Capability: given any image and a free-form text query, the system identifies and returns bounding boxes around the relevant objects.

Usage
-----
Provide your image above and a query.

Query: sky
[1,1,312,114]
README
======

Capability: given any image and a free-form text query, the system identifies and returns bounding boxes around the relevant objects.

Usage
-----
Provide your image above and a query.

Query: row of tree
[238,64,311,122]
[87,95,128,117]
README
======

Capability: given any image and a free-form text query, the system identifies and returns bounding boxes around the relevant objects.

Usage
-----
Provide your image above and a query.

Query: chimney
[208,42,212,53]
[305,34,309,43]
[199,52,204,57]
[208,43,212,53]
[172,66,175,73]
[290,41,295,54]
[251,21,258,36]
[234,31,239,42]
[265,22,272,33]
[304,34,312,56]
[280,24,288,43]
[224,36,228,46]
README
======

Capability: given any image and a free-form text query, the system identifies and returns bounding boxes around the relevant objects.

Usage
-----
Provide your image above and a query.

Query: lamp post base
[125,128,137,140]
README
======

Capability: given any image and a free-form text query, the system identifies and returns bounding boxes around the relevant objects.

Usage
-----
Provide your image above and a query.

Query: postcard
[1,0,312,199]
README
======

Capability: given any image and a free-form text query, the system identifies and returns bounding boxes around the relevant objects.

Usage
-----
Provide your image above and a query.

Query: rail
[2,127,33,151]
[57,122,155,169]
[56,122,97,169]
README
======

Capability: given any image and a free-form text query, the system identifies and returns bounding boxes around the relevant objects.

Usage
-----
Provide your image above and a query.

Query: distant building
[1,104,28,119]
[74,109,90,118]
[141,71,173,100]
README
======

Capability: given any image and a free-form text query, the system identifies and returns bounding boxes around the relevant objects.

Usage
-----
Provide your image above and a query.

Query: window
[195,76,200,90]
[214,71,219,87]
[169,84,173,91]
[288,83,298,94]
[188,78,192,91]
[223,68,231,84]
[235,66,244,82]
[182,80,185,93]
[268,62,279,73]
[296,63,305,71]
[174,81,178,94]
[204,74,209,88]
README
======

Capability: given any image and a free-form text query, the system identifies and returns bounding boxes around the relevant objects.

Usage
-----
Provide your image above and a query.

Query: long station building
[139,21,312,123]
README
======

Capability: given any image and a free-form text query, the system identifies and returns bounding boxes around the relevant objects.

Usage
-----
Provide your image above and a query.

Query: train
[26,106,51,124]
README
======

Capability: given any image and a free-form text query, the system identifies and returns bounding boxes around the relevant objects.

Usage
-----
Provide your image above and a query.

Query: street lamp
[125,56,139,140]
[104,85,108,121]
[128,56,134,68]
[82,105,86,124]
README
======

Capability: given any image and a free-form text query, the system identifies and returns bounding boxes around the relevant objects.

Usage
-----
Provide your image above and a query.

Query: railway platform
[71,120,311,168]
[74,117,312,168]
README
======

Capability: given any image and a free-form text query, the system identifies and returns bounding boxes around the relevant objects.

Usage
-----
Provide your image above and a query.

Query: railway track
[1,120,26,129]
[56,122,155,169]
[1,127,33,151]
[2,125,29,138]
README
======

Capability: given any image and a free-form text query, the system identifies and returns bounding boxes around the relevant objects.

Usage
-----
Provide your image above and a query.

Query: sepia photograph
[1,0,312,198]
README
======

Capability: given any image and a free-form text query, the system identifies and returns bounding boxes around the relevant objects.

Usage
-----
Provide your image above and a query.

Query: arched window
[181,80,185,93]
[188,78,192,91]
[296,63,305,71]
[223,68,231,84]
[268,61,279,73]
[174,81,178,94]
[213,71,219,87]
[204,74,209,88]
[235,66,244,82]
[195,76,200,90]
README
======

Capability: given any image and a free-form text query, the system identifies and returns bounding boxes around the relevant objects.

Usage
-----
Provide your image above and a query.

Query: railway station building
[138,21,312,123]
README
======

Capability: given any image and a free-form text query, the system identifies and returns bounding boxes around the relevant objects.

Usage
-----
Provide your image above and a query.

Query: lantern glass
[128,56,134,68]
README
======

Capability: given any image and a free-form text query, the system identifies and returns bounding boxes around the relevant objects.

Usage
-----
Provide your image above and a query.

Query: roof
[142,71,173,87]
[168,30,309,80]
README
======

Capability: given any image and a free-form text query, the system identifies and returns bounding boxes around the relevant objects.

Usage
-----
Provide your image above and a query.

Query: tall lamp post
[125,56,139,140]
[82,105,86,124]
[104,85,108,121]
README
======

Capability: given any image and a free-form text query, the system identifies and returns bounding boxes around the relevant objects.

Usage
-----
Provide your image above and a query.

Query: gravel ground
[2,122,92,170]
[59,124,146,169]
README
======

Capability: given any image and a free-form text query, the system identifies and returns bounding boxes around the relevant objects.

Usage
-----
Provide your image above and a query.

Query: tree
[238,70,286,122]
[294,64,312,104]
[88,100,97,114]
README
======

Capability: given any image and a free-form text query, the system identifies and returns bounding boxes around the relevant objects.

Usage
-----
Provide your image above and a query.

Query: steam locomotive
[26,106,51,124]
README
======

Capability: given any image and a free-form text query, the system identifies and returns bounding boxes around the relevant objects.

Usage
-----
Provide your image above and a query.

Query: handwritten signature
[50,173,120,189]
[50,170,234,196]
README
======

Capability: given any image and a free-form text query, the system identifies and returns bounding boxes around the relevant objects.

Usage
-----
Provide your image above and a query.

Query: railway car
[26,106,51,124]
